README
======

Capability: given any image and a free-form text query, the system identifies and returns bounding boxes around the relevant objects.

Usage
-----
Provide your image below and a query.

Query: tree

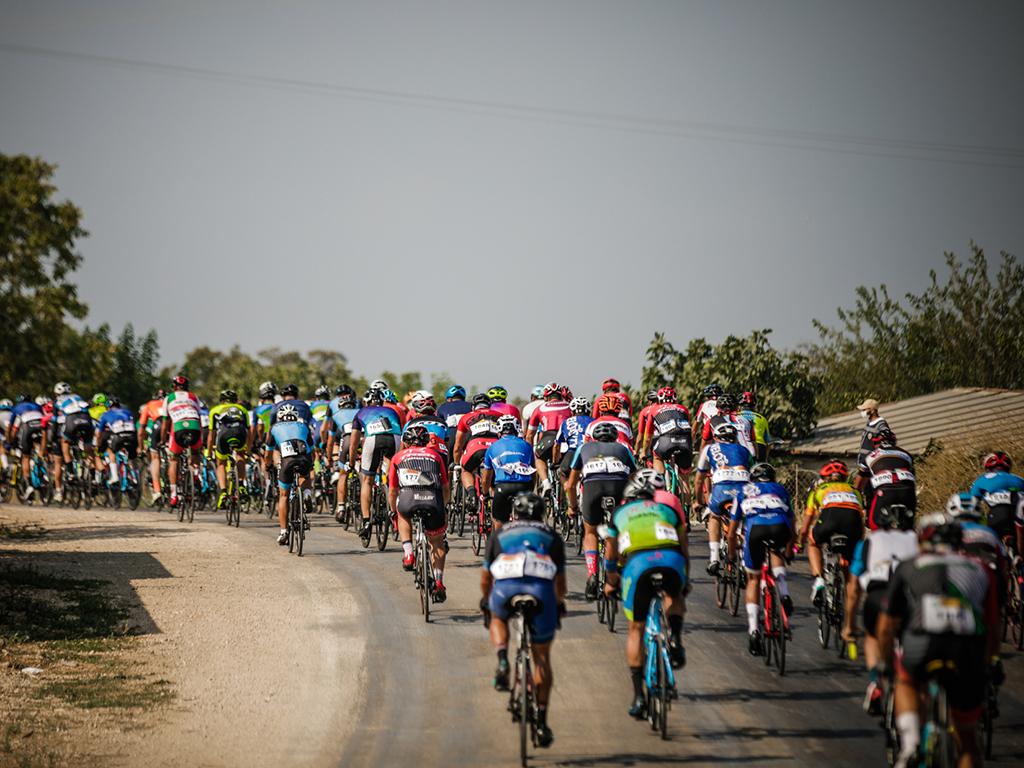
[641,329,819,439]
[107,324,160,410]
[809,243,1023,414]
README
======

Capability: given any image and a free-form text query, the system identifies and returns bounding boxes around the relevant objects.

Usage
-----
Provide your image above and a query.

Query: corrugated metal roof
[782,388,1024,458]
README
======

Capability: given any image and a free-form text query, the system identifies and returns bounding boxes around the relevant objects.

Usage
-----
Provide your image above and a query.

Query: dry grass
[915,426,1024,511]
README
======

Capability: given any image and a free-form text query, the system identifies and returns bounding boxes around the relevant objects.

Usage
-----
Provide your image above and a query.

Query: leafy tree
[809,243,1023,414]
[107,324,160,410]
[641,329,818,438]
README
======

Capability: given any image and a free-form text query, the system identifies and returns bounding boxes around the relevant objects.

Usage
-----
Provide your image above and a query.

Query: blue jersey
[696,442,752,485]
[352,406,402,437]
[12,402,44,427]
[970,471,1024,508]
[270,399,313,427]
[438,400,473,437]
[266,420,313,454]
[97,407,136,435]
[327,397,359,438]
[558,415,593,453]
[56,394,89,421]
[404,415,449,444]
[483,436,536,483]
[483,519,565,576]
[731,481,793,530]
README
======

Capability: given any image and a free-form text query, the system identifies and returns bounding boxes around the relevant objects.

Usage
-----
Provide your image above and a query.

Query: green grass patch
[38,673,173,709]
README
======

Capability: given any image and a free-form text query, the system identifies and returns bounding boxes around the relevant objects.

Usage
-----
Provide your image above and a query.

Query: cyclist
[566,420,636,599]
[481,415,536,529]
[877,513,1000,768]
[525,382,570,496]
[7,395,44,500]
[693,383,723,438]
[324,384,360,521]
[849,503,918,715]
[856,398,890,471]
[159,375,203,509]
[270,384,313,426]
[644,386,693,479]
[738,391,772,462]
[437,385,472,454]
[388,423,451,599]
[481,492,565,748]
[800,460,865,628]
[602,469,688,718]
[309,385,331,457]
[0,398,12,476]
[207,390,252,510]
[404,392,449,444]
[695,422,753,575]
[136,388,168,505]
[855,428,916,530]
[726,463,795,655]
[265,406,314,546]
[95,396,137,487]
[453,394,502,515]
[381,388,409,427]
[52,382,94,503]
[553,397,592,489]
[520,385,544,432]
[969,452,1023,542]
[591,377,632,420]
[487,386,521,421]
[633,390,660,462]
[252,381,278,445]
[584,394,633,448]
[348,387,403,538]
[702,392,755,458]
[88,393,108,423]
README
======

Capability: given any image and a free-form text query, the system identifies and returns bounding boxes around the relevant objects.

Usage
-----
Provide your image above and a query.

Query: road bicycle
[506,594,542,767]
[595,497,619,632]
[641,572,678,740]
[287,481,310,556]
[223,453,241,527]
[409,506,435,622]
[448,465,466,537]
[716,552,746,617]
[106,448,142,510]
[759,540,791,676]
[175,449,197,523]
[472,494,493,558]
[63,440,94,510]
[918,661,958,767]
[1000,538,1024,651]
[817,533,848,656]
[263,464,279,520]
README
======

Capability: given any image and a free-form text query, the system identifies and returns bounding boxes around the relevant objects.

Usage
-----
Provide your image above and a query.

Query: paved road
[207,505,1024,768]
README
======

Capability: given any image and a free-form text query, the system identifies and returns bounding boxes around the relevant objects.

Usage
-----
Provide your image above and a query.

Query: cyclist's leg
[743,523,768,634]
[358,436,379,524]
[277,456,296,532]
[426,505,448,584]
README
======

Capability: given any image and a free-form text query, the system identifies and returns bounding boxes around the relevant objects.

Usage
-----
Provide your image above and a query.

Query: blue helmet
[445,385,466,400]
[382,389,398,404]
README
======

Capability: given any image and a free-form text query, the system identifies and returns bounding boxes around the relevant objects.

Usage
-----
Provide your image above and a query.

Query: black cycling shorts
[862,584,886,637]
[109,433,138,459]
[17,424,42,454]
[986,505,1016,541]
[581,477,627,526]
[360,434,398,476]
[534,431,557,463]
[462,446,487,475]
[557,450,576,481]
[63,412,93,442]
[745,522,791,573]
[492,481,534,524]
[215,425,248,458]
[810,507,864,561]
[653,434,692,469]
[898,637,987,718]
[397,488,447,535]
[867,483,916,530]
[279,455,312,488]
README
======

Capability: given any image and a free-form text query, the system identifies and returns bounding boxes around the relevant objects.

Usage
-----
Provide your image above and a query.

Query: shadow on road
[30,524,188,543]
[685,687,854,704]
[548,752,786,766]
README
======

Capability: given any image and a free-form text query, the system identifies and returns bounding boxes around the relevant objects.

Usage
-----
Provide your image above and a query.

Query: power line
[3,41,1023,169]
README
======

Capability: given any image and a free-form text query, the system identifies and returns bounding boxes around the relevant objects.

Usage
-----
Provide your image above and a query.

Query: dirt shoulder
[0,504,365,768]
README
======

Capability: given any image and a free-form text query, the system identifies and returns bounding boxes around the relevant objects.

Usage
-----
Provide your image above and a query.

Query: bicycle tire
[818,599,831,649]
[575,515,583,555]
[288,493,297,554]
[773,584,786,676]
[127,460,142,510]
[729,562,742,617]
[519,648,530,767]
[884,683,899,766]
[715,565,727,609]
[658,633,669,740]
[607,594,618,633]
[296,492,305,556]
[186,460,196,523]
[832,572,845,655]
[374,490,388,551]
[82,464,93,510]
[421,533,431,622]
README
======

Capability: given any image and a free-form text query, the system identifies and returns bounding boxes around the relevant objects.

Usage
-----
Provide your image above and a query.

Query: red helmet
[558,385,572,401]
[542,381,560,399]
[984,451,1012,472]
[172,374,189,390]
[601,377,621,393]
[740,391,756,408]
[657,386,677,403]
[820,459,848,479]
[594,394,620,415]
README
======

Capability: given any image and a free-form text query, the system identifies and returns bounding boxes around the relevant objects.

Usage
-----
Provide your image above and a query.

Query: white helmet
[945,492,982,521]
[410,390,436,413]
[497,414,520,436]
[34,395,49,407]
[370,379,388,391]
[53,381,71,396]
[569,397,590,415]
[0,398,13,409]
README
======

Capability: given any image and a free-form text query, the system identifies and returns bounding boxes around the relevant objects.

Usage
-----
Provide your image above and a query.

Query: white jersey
[521,399,542,430]
[856,530,919,590]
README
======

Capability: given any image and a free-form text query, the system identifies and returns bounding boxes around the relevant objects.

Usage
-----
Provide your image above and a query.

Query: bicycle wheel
[883,683,900,766]
[518,649,531,767]
[773,585,787,675]
[832,573,845,654]
[575,514,583,556]
[186,460,196,523]
[374,490,388,551]
[597,557,607,624]
[607,592,618,632]
[81,465,93,510]
[295,492,305,556]
[420,534,431,622]
[729,562,742,617]
[715,563,728,609]
[818,597,831,649]
[657,634,669,740]
[288,494,297,554]
[127,460,142,510]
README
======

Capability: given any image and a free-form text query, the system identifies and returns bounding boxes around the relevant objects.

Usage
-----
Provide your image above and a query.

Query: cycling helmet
[42,401,53,415]
[382,389,398,404]
[91,393,108,407]
[314,385,329,399]
[870,428,898,448]
[530,385,544,400]
[197,399,207,410]
[569,397,590,415]
[602,377,621,393]
[511,492,546,521]
[497,414,519,436]
[370,379,388,391]
[873,504,915,532]
[171,374,189,390]
[713,423,738,443]
[945,492,982,521]
[716,393,738,412]
[338,392,357,408]
[645,390,658,404]
[594,394,620,415]
[34,395,48,407]
[0,398,12,409]
[819,459,849,479]
[657,386,677,404]
[15,394,30,405]
[592,422,619,442]
[403,424,430,447]
[410,391,437,414]
[108,396,121,408]
[559,385,573,401]
[623,468,667,501]
[335,384,356,398]
[364,388,384,405]
[219,389,237,403]
[740,391,756,408]
[258,381,278,399]
[153,387,167,400]
[487,386,508,402]
[471,393,491,410]
[917,512,963,550]
[280,383,299,398]
[542,381,560,399]
[750,463,777,483]
[276,404,300,422]
[445,385,467,400]
[701,383,723,399]
[53,381,72,396]
[983,451,1012,472]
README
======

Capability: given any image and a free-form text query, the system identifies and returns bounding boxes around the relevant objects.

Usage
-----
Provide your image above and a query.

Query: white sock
[109,465,119,482]
[402,541,413,557]
[772,567,789,598]
[169,483,177,495]
[746,602,759,634]
[709,541,721,563]
[280,528,288,535]
[433,568,443,582]
[0,454,8,469]
[897,712,919,761]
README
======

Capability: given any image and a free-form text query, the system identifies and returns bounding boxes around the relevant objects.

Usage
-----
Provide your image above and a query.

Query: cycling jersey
[851,530,919,590]
[483,436,536,484]
[56,394,89,423]
[164,391,202,432]
[609,498,686,557]
[959,520,1005,564]
[703,412,756,457]
[591,391,632,420]
[352,405,403,437]
[739,409,771,446]
[308,399,329,439]
[88,404,107,423]
[806,481,864,513]
[252,402,274,432]
[569,440,635,482]
[270,399,313,427]
[457,409,502,441]
[970,471,1024,537]
[859,446,913,482]
[557,414,593,455]
[388,444,449,532]
[11,402,44,429]
[583,415,633,448]
[265,420,313,455]
[635,404,657,448]
[138,399,164,444]
[437,399,473,435]
[520,399,542,429]
[0,407,12,434]
[732,481,793,570]
[208,402,250,432]
[490,401,521,420]
[696,442,752,484]
[644,403,692,441]
[527,400,571,434]
[96,407,136,436]
[694,399,719,433]
[325,398,358,438]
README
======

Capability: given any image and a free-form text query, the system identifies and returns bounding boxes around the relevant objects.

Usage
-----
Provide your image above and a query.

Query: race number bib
[499,461,536,477]
[280,440,306,458]
[823,491,860,507]
[20,411,41,423]
[343,422,354,435]
[170,403,200,422]
[582,457,629,477]
[871,469,915,488]
[654,522,679,542]
[399,468,435,487]
[921,595,976,635]
[490,551,558,581]
[365,418,389,437]
[655,419,690,436]
[712,467,750,484]
[445,413,462,428]
[984,490,1012,506]
[111,419,134,434]
[470,419,496,436]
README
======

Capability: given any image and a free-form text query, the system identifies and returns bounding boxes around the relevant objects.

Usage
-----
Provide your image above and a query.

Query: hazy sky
[2,1,1022,396]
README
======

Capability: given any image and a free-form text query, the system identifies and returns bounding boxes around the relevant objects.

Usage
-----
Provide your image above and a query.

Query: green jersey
[608,499,685,557]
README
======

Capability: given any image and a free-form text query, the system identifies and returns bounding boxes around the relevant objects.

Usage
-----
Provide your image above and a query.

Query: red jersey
[584,415,633,448]
[528,400,571,433]
[456,408,502,440]
[385,402,409,427]
[489,401,521,420]
[592,391,632,420]
[644,402,692,440]
[387,446,449,490]
[636,404,657,445]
